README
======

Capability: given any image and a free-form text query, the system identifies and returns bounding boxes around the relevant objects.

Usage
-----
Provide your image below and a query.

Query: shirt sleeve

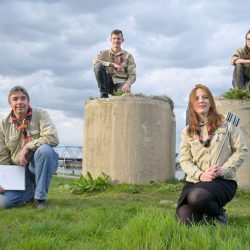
[26,110,59,151]
[0,122,11,165]
[231,48,243,65]
[93,50,111,67]
[220,125,248,179]
[126,53,136,85]
[179,129,203,181]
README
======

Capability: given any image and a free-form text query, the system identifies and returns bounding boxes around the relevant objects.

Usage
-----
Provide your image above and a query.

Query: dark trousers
[232,64,250,90]
[176,179,237,224]
[94,63,125,95]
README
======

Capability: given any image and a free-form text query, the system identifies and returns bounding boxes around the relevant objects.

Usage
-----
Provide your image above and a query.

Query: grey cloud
[0,0,249,146]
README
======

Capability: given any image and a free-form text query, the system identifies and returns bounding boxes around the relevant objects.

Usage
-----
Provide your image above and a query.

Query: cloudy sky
[0,0,249,151]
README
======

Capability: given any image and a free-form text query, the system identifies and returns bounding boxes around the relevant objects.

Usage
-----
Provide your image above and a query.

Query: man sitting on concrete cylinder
[231,30,250,90]
[93,29,136,98]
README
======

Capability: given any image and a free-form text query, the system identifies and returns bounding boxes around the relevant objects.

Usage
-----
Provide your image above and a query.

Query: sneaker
[216,209,228,225]
[34,199,47,209]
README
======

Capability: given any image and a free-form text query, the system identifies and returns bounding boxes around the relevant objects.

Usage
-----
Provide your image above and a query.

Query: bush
[223,88,250,100]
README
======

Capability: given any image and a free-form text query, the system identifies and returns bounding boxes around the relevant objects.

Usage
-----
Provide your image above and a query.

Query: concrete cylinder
[83,94,176,184]
[215,97,250,190]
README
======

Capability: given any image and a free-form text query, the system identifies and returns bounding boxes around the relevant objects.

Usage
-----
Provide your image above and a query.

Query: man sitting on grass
[0,86,59,209]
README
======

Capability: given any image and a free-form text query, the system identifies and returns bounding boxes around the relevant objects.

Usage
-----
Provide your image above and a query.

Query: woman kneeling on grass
[176,84,248,225]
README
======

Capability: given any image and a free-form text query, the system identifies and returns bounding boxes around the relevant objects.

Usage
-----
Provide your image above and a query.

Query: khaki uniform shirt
[93,49,136,85]
[231,47,245,65]
[0,108,59,165]
[179,121,248,183]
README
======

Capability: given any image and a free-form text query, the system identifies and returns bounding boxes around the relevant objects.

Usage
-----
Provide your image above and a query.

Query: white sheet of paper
[0,165,25,190]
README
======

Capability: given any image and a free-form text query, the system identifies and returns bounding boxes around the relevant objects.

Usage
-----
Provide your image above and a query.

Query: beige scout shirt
[0,108,59,165]
[179,121,248,183]
[231,47,246,65]
[93,49,136,85]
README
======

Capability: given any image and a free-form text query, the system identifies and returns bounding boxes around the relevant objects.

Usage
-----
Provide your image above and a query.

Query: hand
[199,172,214,182]
[121,82,131,93]
[200,166,224,182]
[235,59,248,64]
[112,63,123,72]
[0,185,5,194]
[19,145,30,166]
[209,165,224,178]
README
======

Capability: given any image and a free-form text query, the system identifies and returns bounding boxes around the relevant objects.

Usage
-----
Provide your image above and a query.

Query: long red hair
[244,30,250,56]
[187,84,224,136]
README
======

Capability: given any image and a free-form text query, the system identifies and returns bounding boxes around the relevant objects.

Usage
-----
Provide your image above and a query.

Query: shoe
[100,93,108,98]
[34,199,47,209]
[216,209,228,225]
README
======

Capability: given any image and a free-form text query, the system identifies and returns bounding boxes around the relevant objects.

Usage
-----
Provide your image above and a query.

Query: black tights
[176,188,222,225]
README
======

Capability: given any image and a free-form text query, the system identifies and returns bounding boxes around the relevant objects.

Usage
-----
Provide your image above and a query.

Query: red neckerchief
[110,52,123,65]
[244,53,250,59]
[194,123,214,148]
[10,105,32,141]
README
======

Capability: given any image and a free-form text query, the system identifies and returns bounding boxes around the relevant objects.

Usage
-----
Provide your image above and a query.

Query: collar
[109,48,123,56]
[198,120,207,127]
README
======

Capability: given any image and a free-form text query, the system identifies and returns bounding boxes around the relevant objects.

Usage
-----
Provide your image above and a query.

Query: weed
[121,184,141,194]
[113,89,125,96]
[71,172,111,194]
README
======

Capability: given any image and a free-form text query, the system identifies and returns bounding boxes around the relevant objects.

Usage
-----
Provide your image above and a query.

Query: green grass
[0,177,250,250]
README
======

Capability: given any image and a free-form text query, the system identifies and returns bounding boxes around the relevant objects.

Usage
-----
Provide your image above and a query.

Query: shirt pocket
[188,138,201,155]
[188,138,200,147]
[28,129,40,140]
[6,135,20,150]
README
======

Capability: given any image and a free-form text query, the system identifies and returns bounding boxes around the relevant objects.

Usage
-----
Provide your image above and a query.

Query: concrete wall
[215,97,250,190]
[83,94,176,184]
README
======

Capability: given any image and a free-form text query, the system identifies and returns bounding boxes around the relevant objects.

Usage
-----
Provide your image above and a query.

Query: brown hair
[187,84,223,136]
[111,29,123,37]
[8,85,30,103]
[244,30,250,54]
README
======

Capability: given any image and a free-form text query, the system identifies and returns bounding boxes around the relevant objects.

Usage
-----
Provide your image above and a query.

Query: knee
[34,144,58,160]
[187,191,201,206]
[94,63,105,73]
[0,192,19,208]
[234,63,244,71]
[0,194,6,208]
[187,188,211,206]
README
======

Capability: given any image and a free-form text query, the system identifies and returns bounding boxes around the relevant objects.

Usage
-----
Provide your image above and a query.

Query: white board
[0,165,25,190]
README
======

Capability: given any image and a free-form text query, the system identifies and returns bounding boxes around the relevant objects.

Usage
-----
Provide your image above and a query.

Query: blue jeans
[0,144,58,208]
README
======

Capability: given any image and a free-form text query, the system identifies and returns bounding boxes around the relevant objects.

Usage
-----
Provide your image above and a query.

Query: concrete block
[83,94,176,184]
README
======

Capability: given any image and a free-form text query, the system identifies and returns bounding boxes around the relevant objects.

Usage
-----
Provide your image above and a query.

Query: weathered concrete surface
[83,94,176,184]
[215,97,250,190]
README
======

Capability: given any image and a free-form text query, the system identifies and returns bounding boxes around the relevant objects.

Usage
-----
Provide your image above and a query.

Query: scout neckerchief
[244,46,250,59]
[110,52,123,65]
[10,105,32,141]
[244,52,250,59]
[194,122,214,148]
